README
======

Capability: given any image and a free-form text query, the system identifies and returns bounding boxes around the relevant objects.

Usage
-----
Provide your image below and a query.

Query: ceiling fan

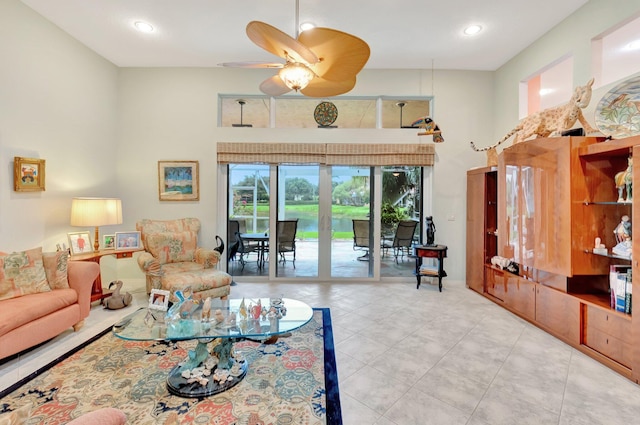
[220,0,370,97]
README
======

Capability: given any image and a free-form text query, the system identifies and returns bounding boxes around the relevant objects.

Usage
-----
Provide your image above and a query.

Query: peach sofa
[0,248,100,360]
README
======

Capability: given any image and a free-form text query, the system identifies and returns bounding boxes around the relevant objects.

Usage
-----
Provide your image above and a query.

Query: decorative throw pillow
[0,404,31,425]
[42,250,69,289]
[146,231,198,264]
[0,247,50,301]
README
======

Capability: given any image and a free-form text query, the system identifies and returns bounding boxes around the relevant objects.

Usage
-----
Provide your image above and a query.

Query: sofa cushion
[0,247,50,301]
[146,231,198,264]
[0,288,78,338]
[42,251,69,289]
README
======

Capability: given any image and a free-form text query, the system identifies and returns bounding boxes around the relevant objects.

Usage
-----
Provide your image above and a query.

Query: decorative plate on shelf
[314,101,338,127]
[595,75,640,139]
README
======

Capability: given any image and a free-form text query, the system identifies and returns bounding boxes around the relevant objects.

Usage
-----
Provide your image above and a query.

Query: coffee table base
[167,359,248,398]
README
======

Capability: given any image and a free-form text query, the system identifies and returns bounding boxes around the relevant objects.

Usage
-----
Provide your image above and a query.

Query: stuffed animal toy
[103,280,132,310]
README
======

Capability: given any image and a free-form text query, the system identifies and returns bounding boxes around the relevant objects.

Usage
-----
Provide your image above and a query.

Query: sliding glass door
[330,166,373,278]
[226,163,420,279]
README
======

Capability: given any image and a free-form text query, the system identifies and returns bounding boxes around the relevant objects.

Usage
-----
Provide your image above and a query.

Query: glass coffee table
[112,297,313,398]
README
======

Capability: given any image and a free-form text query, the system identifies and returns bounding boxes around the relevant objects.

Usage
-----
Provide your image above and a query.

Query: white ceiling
[20,0,588,71]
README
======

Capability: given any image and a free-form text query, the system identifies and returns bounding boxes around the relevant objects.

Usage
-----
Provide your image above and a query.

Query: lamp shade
[70,198,122,227]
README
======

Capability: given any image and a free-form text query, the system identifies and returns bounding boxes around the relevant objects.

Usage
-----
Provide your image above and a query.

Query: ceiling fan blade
[259,75,292,96]
[219,61,283,69]
[298,27,370,82]
[300,76,356,98]
[246,21,318,65]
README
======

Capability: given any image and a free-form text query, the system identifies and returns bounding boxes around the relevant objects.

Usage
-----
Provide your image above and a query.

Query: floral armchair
[136,218,231,301]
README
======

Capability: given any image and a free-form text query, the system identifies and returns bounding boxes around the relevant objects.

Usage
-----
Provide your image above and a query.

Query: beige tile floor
[3,278,640,425]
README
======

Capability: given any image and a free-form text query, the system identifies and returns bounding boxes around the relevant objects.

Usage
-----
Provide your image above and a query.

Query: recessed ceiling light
[625,39,640,50]
[300,22,315,32]
[134,21,154,33]
[463,25,482,36]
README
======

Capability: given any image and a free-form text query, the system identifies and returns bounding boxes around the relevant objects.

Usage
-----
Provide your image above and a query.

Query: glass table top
[112,298,313,342]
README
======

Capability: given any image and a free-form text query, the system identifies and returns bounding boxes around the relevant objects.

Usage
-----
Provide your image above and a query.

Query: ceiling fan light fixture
[279,62,315,91]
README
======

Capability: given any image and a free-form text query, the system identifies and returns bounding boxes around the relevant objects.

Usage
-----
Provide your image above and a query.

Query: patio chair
[277,219,298,267]
[381,220,419,263]
[352,219,370,261]
[235,231,262,269]
[227,220,240,261]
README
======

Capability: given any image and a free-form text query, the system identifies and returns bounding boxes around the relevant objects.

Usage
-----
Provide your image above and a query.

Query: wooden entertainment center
[467,135,640,383]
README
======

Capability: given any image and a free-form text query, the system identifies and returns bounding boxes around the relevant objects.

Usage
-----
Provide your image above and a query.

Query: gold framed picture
[14,157,45,192]
[158,161,199,202]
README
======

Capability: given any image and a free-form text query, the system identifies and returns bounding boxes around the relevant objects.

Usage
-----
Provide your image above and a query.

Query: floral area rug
[0,308,340,425]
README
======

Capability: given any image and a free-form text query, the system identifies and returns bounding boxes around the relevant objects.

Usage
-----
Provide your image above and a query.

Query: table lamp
[70,197,123,252]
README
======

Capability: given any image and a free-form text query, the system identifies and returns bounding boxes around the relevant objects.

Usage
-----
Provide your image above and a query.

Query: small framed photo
[14,157,45,192]
[158,160,199,202]
[103,234,115,250]
[115,231,141,250]
[68,231,92,255]
[149,289,170,311]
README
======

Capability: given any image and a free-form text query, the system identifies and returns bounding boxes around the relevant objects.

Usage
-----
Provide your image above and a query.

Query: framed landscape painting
[14,157,45,192]
[158,160,199,201]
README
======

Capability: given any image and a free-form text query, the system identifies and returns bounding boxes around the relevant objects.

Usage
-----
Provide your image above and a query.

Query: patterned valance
[217,143,434,166]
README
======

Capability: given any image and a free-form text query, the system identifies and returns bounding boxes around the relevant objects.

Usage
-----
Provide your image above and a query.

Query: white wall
[0,0,119,251]
[493,0,640,143]
[116,68,493,280]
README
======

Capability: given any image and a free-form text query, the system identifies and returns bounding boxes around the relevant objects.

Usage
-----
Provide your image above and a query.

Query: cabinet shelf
[583,201,632,206]
[570,293,632,318]
[585,249,632,261]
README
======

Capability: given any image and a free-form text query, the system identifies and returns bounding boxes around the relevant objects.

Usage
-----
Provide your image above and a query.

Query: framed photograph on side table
[103,234,115,249]
[68,231,92,255]
[14,157,45,192]
[115,231,141,250]
[158,160,199,201]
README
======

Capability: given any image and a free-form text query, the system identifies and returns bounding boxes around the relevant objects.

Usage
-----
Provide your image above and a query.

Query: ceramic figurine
[226,311,237,326]
[614,215,632,243]
[615,157,633,203]
[103,280,132,310]
[252,299,262,319]
[425,216,436,246]
[201,297,211,322]
[214,309,224,324]
[239,298,247,319]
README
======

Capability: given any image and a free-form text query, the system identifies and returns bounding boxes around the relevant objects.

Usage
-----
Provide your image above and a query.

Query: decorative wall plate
[595,75,640,139]
[314,101,338,126]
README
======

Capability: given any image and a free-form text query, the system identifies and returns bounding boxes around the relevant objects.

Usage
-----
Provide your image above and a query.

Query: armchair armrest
[67,260,100,319]
[137,252,162,276]
[194,247,221,269]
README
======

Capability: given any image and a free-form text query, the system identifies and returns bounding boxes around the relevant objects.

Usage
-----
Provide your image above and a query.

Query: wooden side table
[414,245,448,291]
[71,248,142,302]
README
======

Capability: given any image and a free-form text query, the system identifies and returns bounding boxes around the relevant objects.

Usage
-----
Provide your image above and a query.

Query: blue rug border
[3,308,343,425]
[315,307,342,425]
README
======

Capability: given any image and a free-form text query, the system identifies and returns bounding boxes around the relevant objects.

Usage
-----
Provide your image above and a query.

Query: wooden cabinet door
[583,305,633,368]
[505,275,536,321]
[535,284,580,345]
[467,168,487,293]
